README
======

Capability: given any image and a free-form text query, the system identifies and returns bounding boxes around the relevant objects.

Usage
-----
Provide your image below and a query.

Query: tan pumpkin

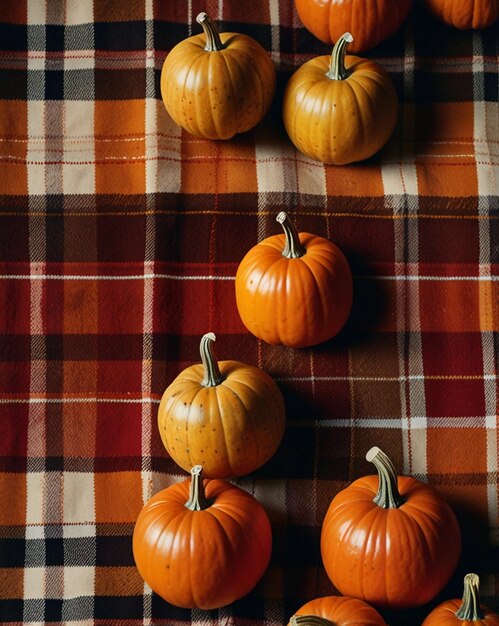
[160,12,276,139]
[422,0,498,29]
[282,33,398,165]
[157,333,285,478]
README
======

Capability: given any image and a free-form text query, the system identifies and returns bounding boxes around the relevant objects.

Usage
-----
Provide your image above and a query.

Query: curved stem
[276,212,306,258]
[200,332,224,387]
[326,32,353,81]
[366,446,404,509]
[290,617,334,626]
[185,465,210,511]
[455,573,484,621]
[196,12,225,52]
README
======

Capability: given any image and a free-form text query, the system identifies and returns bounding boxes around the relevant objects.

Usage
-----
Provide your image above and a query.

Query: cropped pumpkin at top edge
[132,465,272,610]
[282,33,398,166]
[320,446,461,610]
[157,332,285,478]
[288,595,387,626]
[422,0,498,29]
[235,212,353,348]
[160,12,276,140]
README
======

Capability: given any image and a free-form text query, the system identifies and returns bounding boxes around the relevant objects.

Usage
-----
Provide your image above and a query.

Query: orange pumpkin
[235,212,353,348]
[288,596,387,626]
[282,33,398,165]
[321,446,461,609]
[160,12,276,139]
[422,0,498,29]
[295,0,412,52]
[157,332,285,478]
[133,465,272,609]
[422,573,499,626]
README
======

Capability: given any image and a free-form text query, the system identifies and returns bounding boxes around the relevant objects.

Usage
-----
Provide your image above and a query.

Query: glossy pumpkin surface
[295,0,412,52]
[321,447,461,609]
[157,333,285,478]
[422,0,498,29]
[282,34,398,165]
[235,212,353,348]
[289,595,387,626]
[133,466,272,609]
[160,12,276,139]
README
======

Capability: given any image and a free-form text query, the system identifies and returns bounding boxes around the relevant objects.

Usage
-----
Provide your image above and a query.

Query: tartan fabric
[0,0,498,624]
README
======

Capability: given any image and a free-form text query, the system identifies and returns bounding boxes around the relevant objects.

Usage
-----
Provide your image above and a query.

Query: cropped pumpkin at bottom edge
[282,33,398,165]
[288,595,387,626]
[157,332,285,478]
[422,0,498,29]
[132,465,272,610]
[160,12,276,140]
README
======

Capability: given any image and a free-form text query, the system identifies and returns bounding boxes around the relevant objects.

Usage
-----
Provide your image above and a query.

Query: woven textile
[0,0,498,624]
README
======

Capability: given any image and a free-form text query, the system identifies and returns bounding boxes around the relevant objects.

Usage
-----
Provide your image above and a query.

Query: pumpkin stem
[200,332,225,387]
[290,617,334,626]
[366,446,404,509]
[185,465,210,511]
[196,12,226,52]
[326,32,353,81]
[455,573,485,621]
[276,212,306,258]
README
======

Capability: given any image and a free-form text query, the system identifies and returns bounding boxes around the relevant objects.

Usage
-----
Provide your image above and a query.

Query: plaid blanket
[0,1,498,624]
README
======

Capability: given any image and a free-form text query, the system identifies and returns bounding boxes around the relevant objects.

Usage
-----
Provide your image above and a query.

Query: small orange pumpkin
[422,0,498,29]
[422,573,499,626]
[288,596,387,626]
[133,465,272,609]
[282,33,398,165]
[295,0,413,52]
[157,333,285,478]
[160,12,276,139]
[235,212,353,348]
[321,446,461,609]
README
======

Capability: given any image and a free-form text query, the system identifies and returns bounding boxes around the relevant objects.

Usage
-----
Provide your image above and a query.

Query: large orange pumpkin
[235,212,353,348]
[321,446,461,609]
[133,465,272,609]
[422,574,499,626]
[422,0,498,29]
[160,12,276,139]
[295,0,413,52]
[157,333,285,478]
[282,33,398,165]
[288,595,387,626]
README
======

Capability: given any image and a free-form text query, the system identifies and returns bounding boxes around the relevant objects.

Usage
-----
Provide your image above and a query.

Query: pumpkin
[288,596,387,626]
[157,332,285,478]
[235,211,353,348]
[133,465,272,609]
[422,0,498,29]
[160,12,276,139]
[295,0,412,53]
[422,573,499,626]
[320,446,461,609]
[282,33,398,165]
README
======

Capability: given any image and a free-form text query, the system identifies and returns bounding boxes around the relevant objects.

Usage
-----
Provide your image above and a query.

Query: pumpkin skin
[321,446,461,609]
[422,0,498,29]
[160,12,276,139]
[282,34,398,165]
[295,0,413,52]
[157,333,285,478]
[235,212,353,348]
[422,574,499,626]
[133,465,272,609]
[288,595,387,626]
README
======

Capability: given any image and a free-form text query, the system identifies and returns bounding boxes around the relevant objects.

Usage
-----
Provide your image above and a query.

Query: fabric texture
[0,0,498,624]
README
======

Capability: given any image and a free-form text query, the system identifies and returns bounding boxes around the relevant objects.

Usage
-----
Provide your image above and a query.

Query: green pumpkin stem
[455,574,485,621]
[326,32,353,81]
[185,465,210,511]
[366,446,404,509]
[200,332,225,387]
[276,212,306,258]
[290,617,334,626]
[196,12,225,52]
